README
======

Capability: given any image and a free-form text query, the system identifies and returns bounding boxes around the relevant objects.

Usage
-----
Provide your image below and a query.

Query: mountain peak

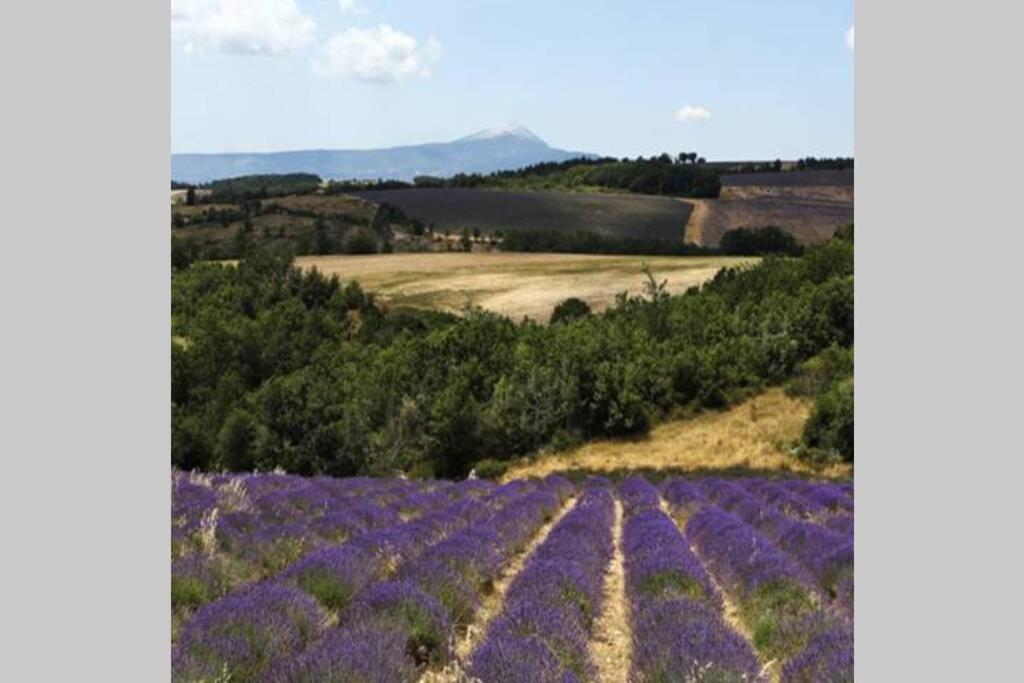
[456,123,545,145]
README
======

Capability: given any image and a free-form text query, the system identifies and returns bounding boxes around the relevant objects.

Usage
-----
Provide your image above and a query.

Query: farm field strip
[173,477,548,679]
[694,479,854,615]
[681,501,853,680]
[171,473,484,623]
[171,473,852,682]
[467,485,615,682]
[354,187,694,242]
[452,492,579,662]
[278,478,575,681]
[295,252,754,322]
[619,477,763,681]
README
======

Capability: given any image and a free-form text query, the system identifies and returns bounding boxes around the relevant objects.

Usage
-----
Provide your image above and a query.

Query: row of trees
[172,231,853,477]
[173,174,323,203]
[321,155,723,198]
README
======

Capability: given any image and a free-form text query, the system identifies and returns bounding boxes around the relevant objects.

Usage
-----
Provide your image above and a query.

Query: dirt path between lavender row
[590,497,633,682]
[420,495,579,682]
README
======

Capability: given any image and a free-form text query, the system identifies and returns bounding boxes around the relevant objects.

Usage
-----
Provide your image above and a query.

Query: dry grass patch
[295,252,754,322]
[503,388,852,481]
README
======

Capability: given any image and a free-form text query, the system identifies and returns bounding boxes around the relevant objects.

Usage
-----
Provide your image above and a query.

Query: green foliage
[349,154,722,198]
[719,226,803,256]
[171,235,853,476]
[296,570,356,612]
[472,459,508,480]
[801,377,854,462]
[343,227,380,254]
[208,174,322,202]
[500,228,713,256]
[795,157,854,171]
[637,570,705,601]
[786,345,853,398]
[550,298,592,325]
[216,408,258,470]
[171,575,211,611]
[743,580,818,660]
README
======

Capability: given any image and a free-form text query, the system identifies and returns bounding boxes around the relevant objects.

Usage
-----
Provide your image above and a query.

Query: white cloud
[674,105,712,122]
[338,0,369,16]
[313,25,442,82]
[171,0,316,55]
[845,24,854,51]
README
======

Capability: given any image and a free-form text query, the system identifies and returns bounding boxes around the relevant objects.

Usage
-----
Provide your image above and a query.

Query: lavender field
[172,471,853,682]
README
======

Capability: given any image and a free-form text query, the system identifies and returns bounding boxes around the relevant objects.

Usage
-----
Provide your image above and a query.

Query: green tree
[216,408,258,470]
[550,298,592,325]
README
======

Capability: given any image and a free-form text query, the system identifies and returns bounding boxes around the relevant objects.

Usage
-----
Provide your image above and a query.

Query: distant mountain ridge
[171,124,593,184]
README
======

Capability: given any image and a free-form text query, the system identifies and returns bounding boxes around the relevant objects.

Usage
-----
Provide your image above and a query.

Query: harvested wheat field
[503,387,853,481]
[295,252,755,322]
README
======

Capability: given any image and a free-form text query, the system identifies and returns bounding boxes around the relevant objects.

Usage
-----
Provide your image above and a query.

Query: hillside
[501,387,852,481]
[171,125,592,184]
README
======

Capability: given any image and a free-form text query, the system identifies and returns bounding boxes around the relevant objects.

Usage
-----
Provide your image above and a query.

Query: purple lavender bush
[469,486,613,683]
[272,623,416,683]
[621,498,762,682]
[781,627,854,683]
[686,507,817,661]
[172,582,326,682]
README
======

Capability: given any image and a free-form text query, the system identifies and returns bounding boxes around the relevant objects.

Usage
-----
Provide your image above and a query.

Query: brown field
[263,194,377,218]
[295,252,754,322]
[502,387,852,481]
[354,188,693,242]
[685,170,854,246]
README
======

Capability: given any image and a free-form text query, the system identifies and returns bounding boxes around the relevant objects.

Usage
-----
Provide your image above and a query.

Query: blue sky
[172,1,853,159]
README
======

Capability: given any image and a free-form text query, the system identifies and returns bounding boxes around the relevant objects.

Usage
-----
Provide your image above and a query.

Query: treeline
[172,233,853,477]
[322,154,722,198]
[795,157,854,171]
[500,229,714,256]
[172,174,323,203]
[208,174,321,202]
[501,225,810,257]
[717,226,803,256]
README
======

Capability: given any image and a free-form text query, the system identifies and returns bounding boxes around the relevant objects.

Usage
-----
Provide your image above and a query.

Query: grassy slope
[501,388,852,481]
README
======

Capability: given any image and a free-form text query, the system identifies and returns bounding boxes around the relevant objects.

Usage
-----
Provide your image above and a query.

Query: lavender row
[691,479,853,613]
[171,474,495,621]
[274,476,575,681]
[468,485,615,683]
[172,480,538,681]
[685,505,852,680]
[172,470,482,560]
[618,478,762,682]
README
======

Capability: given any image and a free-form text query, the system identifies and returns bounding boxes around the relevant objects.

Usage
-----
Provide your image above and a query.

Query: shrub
[801,377,854,462]
[343,227,379,254]
[472,458,508,480]
[550,297,591,325]
[786,345,854,398]
[720,226,803,256]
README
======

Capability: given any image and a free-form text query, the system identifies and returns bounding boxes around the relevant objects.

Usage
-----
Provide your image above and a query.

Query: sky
[172,0,854,160]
